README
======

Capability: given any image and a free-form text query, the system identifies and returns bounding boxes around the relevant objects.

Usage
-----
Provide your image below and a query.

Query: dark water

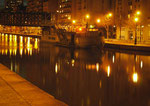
[0,34,150,106]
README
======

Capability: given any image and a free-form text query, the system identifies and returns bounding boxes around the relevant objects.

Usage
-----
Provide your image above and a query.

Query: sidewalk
[0,64,67,106]
[104,39,150,52]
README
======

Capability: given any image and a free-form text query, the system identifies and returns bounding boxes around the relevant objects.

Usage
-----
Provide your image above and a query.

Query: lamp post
[134,17,139,44]
[97,19,101,24]
[72,20,76,32]
[85,14,90,29]
[106,13,112,39]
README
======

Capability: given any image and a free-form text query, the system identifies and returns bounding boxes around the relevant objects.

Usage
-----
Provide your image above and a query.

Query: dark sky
[0,0,4,9]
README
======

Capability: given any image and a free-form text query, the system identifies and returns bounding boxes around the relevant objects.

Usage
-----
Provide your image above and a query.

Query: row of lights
[71,13,113,25]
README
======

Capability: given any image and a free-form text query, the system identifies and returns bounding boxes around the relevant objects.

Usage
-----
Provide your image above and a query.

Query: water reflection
[0,33,40,56]
[0,36,149,106]
[133,72,138,83]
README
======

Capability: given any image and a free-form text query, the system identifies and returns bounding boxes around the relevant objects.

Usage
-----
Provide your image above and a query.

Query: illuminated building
[57,0,112,24]
[115,0,150,42]
[26,0,43,12]
[5,0,23,12]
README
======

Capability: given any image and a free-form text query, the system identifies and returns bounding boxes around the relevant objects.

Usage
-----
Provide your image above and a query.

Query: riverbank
[104,39,150,52]
[0,64,67,106]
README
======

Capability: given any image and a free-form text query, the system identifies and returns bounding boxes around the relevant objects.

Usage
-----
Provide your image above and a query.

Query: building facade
[5,0,23,12]
[43,0,58,13]
[26,0,43,12]
[57,0,112,25]
[115,0,150,42]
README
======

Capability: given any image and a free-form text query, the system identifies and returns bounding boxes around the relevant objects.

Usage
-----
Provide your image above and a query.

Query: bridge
[0,12,52,27]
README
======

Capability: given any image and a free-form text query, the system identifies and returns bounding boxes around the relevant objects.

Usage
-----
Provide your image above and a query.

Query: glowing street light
[72,20,76,24]
[108,13,112,17]
[97,19,101,23]
[134,17,139,44]
[134,17,139,22]
[86,14,90,19]
[136,11,141,16]
[85,14,90,29]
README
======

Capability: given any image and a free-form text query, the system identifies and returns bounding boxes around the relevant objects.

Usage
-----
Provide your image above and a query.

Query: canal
[0,34,150,106]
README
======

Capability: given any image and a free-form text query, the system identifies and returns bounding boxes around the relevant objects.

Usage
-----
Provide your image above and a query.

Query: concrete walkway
[0,64,67,106]
[104,39,150,52]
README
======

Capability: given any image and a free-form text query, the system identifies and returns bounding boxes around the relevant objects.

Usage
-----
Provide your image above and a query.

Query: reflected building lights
[34,38,38,49]
[2,49,4,55]
[140,61,143,68]
[107,65,110,77]
[9,49,12,56]
[72,59,75,67]
[96,63,99,72]
[112,55,115,63]
[5,49,8,55]
[133,72,138,83]
[27,37,30,48]
[5,34,8,42]
[99,80,102,88]
[20,48,23,56]
[55,63,58,74]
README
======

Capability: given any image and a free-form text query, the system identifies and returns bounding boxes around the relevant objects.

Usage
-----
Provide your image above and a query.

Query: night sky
[0,0,4,9]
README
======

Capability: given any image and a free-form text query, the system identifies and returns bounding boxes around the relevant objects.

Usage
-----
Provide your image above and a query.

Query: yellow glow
[5,49,8,55]
[55,63,58,74]
[30,49,32,56]
[68,17,71,20]
[108,13,112,17]
[97,19,101,23]
[96,63,99,72]
[72,59,75,67]
[13,35,17,47]
[140,61,143,68]
[134,17,139,22]
[107,65,110,77]
[136,11,141,15]
[90,25,94,28]
[34,38,38,49]
[112,55,115,63]
[99,80,102,88]
[5,34,8,42]
[86,14,90,19]
[27,37,30,48]
[72,20,76,24]
[133,72,138,83]
[20,36,23,47]
[79,27,82,31]
[20,48,23,56]
[9,49,12,56]
[2,49,4,55]
[13,49,17,56]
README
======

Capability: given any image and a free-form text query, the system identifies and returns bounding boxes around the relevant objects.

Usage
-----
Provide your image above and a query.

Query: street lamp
[134,17,139,44]
[86,14,90,19]
[72,20,76,24]
[108,13,112,17]
[85,14,90,29]
[96,19,101,23]
[136,11,141,16]
[72,20,76,32]
[106,13,113,39]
